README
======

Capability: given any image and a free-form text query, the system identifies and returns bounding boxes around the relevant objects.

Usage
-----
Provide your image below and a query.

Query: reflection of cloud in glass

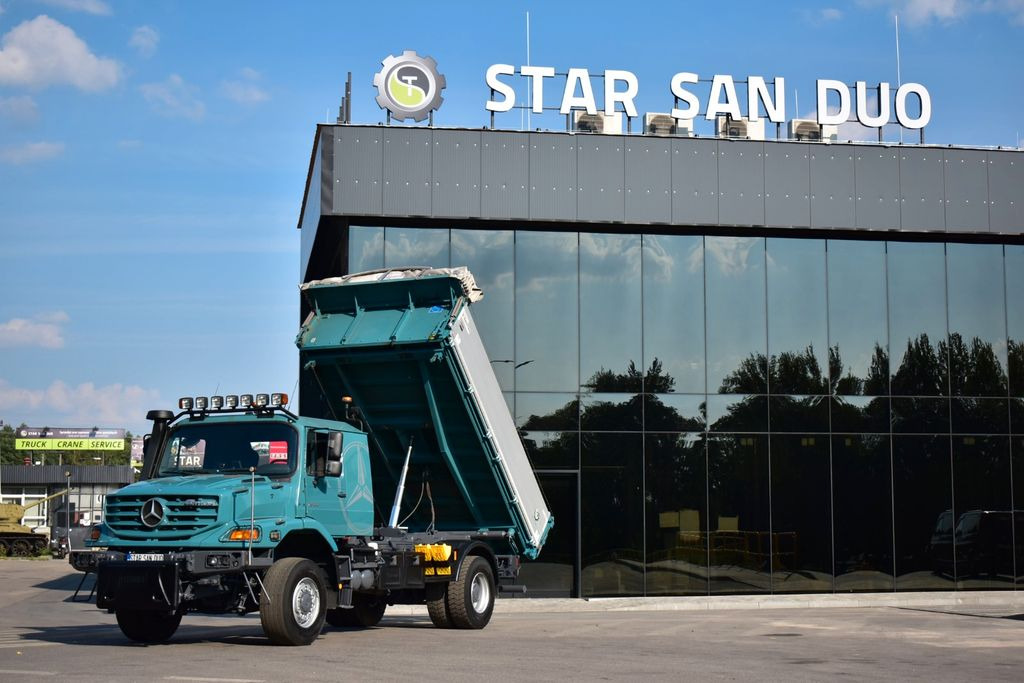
[349,227,383,272]
[704,236,759,276]
[579,234,640,284]
[384,227,449,268]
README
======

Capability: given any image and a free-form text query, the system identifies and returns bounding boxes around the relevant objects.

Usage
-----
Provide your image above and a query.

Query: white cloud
[0,15,120,91]
[38,0,111,15]
[0,378,161,427]
[860,0,1024,24]
[0,95,39,124]
[140,74,205,121]
[0,140,64,164]
[0,311,69,348]
[220,67,269,105]
[129,25,158,57]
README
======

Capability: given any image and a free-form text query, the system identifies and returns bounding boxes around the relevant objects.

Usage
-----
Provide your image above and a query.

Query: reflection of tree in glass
[1010,340,1024,396]
[830,344,889,396]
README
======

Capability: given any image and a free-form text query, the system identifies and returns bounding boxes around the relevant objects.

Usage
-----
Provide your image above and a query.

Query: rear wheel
[326,593,387,628]
[446,556,495,630]
[260,558,326,646]
[426,583,452,628]
[115,610,182,643]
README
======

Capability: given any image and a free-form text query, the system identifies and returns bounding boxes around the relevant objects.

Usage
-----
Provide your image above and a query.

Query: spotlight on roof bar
[210,395,224,409]
[195,396,209,410]
[270,393,287,407]
[255,393,270,407]
[239,394,253,408]
[224,395,239,409]
[179,397,193,410]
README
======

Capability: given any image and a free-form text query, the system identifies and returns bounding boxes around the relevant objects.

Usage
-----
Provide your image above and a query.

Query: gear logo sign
[373,51,446,122]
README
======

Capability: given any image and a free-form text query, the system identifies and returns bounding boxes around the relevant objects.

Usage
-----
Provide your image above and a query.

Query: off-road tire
[446,556,495,630]
[426,583,453,628]
[325,593,387,628]
[259,557,327,646]
[115,610,182,643]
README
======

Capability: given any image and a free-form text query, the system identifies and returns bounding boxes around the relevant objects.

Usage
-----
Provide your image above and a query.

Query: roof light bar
[240,394,253,408]
[210,395,224,409]
[194,396,209,410]
[224,395,239,409]
[270,393,287,407]
[255,393,270,408]
[179,397,193,410]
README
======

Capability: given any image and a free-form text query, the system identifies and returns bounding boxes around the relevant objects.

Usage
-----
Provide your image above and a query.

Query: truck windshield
[157,422,297,477]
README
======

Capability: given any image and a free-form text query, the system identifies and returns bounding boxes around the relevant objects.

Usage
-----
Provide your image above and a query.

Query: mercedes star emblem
[140,498,165,528]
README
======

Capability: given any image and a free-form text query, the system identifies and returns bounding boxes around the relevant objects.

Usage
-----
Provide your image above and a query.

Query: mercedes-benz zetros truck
[70,267,553,645]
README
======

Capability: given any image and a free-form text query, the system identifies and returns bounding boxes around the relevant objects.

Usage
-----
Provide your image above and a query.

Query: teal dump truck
[70,267,552,645]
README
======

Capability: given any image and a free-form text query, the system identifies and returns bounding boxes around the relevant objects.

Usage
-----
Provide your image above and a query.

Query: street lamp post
[64,470,71,553]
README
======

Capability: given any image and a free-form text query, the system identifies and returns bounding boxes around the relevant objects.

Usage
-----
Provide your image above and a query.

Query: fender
[451,540,497,581]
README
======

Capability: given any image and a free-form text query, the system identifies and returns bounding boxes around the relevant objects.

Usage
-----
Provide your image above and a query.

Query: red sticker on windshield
[268,441,288,463]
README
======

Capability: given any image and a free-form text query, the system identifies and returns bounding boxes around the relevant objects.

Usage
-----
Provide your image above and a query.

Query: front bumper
[69,549,273,612]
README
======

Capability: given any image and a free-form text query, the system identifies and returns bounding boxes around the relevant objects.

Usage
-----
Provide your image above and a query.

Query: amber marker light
[229,529,260,542]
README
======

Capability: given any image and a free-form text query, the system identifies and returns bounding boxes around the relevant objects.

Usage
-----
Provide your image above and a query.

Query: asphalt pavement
[2,559,1024,681]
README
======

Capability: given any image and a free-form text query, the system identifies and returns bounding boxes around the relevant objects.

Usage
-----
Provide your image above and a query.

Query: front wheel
[260,557,327,646]
[446,556,495,630]
[115,610,182,643]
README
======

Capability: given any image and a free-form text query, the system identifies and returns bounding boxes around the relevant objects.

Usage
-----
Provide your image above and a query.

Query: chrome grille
[105,495,219,539]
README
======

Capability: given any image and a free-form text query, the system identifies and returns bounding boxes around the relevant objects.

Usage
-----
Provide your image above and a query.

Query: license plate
[126,553,165,562]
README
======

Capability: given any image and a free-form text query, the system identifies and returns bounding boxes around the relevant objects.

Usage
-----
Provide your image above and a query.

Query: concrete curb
[383,591,1024,616]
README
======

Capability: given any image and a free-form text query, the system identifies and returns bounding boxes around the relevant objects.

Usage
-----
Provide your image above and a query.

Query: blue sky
[0,0,1021,434]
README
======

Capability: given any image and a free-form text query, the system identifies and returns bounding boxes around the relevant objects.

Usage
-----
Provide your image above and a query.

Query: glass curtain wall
[347,226,1021,596]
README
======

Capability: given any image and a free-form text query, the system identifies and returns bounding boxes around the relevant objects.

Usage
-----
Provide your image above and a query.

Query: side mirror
[325,432,343,477]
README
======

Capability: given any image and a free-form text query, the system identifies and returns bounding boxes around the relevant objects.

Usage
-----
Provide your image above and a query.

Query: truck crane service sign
[483,65,932,129]
[15,426,125,450]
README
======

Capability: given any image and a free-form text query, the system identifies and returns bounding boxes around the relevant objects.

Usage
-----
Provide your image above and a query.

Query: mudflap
[96,562,180,612]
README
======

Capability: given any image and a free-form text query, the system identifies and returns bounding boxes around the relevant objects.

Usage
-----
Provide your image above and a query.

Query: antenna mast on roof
[526,11,532,130]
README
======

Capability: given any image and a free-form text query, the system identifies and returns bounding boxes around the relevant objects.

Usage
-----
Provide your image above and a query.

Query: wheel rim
[12,540,31,557]
[470,571,490,614]
[292,577,320,629]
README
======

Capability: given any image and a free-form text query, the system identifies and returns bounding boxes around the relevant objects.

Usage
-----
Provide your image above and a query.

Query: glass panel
[452,229,515,390]
[770,434,832,593]
[642,235,705,393]
[832,435,894,592]
[515,393,578,431]
[1007,246,1024,396]
[706,237,767,394]
[645,433,707,595]
[892,435,954,590]
[1013,399,1024,434]
[952,436,1013,589]
[708,434,771,594]
[645,394,706,432]
[580,393,642,432]
[827,240,889,395]
[515,232,578,392]
[581,434,644,596]
[519,473,578,597]
[580,233,641,393]
[347,226,384,273]
[951,398,1009,434]
[947,244,1007,397]
[830,396,890,433]
[383,227,449,269]
[769,395,829,433]
[767,238,828,394]
[891,397,949,433]
[1014,435,1024,586]
[706,395,768,433]
[888,242,948,396]
[521,431,579,471]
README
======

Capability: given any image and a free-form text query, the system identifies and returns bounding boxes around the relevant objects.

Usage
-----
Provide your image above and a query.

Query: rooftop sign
[373,51,447,122]
[485,66,931,130]
[15,427,126,451]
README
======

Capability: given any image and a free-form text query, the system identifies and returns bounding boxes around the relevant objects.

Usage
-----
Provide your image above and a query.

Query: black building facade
[299,125,1024,597]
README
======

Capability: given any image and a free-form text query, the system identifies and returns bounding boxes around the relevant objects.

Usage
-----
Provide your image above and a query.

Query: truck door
[302,429,347,536]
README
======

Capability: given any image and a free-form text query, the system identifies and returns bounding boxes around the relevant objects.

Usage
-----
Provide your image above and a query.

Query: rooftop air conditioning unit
[643,113,694,137]
[715,115,765,140]
[789,118,839,142]
[573,110,623,134]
